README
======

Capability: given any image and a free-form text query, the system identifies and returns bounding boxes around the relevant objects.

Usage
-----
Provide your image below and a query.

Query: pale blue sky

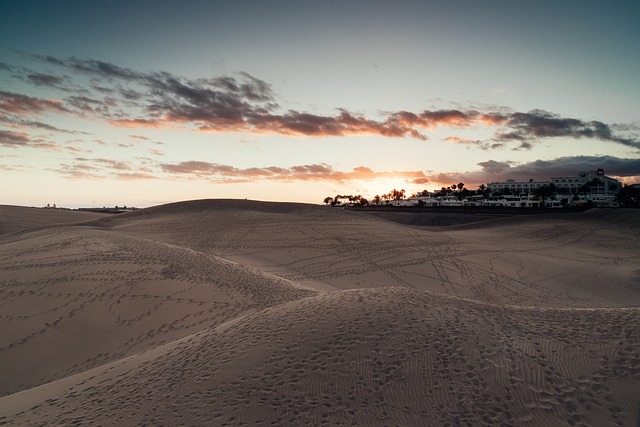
[1,0,639,207]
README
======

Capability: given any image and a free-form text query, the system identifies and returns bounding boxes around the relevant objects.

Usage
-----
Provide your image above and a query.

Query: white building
[488,169,621,196]
[405,194,441,207]
[551,169,621,196]
[487,179,548,194]
[483,195,543,208]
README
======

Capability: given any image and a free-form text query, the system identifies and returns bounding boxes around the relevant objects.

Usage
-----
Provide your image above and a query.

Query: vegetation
[532,184,557,202]
[618,184,640,207]
[323,183,492,206]
[323,195,368,206]
[322,180,639,209]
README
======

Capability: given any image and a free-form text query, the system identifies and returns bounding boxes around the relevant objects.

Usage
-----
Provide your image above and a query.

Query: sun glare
[350,178,424,200]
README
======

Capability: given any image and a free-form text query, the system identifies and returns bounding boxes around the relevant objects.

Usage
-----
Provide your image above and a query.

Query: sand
[0,205,105,236]
[0,200,639,426]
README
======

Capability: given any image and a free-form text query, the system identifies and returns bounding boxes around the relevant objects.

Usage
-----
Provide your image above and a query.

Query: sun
[351,178,424,201]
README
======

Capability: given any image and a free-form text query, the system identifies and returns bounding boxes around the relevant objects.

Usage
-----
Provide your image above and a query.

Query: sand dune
[95,200,640,307]
[0,206,315,396]
[0,205,105,236]
[1,201,639,426]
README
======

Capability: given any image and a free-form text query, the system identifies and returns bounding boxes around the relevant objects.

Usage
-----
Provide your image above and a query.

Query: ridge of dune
[81,199,339,228]
[2,287,638,426]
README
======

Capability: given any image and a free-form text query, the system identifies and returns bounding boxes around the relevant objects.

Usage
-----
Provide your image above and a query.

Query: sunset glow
[1,1,639,207]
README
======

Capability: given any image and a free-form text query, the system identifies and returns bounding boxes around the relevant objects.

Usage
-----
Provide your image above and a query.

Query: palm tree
[391,189,406,201]
[532,185,556,206]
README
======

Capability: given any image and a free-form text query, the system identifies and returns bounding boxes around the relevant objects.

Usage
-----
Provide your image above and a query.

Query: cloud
[0,130,31,147]
[4,54,638,149]
[0,108,91,135]
[384,110,508,132]
[114,172,156,180]
[1,56,500,140]
[479,156,640,181]
[0,130,88,152]
[611,122,640,132]
[57,57,141,81]
[147,147,164,156]
[495,110,640,150]
[427,156,640,189]
[63,144,92,153]
[110,118,166,128]
[0,91,69,115]
[445,136,480,144]
[29,141,66,151]
[444,136,494,150]
[476,160,514,176]
[2,118,86,134]
[54,162,102,179]
[54,156,156,180]
[26,73,66,88]
[241,110,428,139]
[18,120,67,132]
[160,161,428,184]
[65,95,106,111]
[74,157,136,171]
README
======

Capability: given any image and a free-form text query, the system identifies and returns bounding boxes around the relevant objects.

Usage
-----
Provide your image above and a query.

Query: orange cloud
[0,130,31,147]
[109,118,166,128]
[160,161,429,184]
[445,136,481,144]
[115,172,157,180]
[55,156,152,180]
[7,55,639,149]
[0,91,69,116]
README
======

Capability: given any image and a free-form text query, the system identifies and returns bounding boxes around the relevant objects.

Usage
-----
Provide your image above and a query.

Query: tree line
[323,184,477,206]
[323,181,640,207]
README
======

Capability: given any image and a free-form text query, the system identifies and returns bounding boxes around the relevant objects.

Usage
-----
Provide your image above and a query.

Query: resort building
[483,195,543,208]
[487,179,547,194]
[488,169,621,196]
[551,169,621,196]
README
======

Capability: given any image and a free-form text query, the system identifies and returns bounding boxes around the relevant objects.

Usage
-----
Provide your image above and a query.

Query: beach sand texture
[1,200,639,426]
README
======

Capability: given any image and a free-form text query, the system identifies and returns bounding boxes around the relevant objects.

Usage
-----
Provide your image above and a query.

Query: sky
[1,0,639,208]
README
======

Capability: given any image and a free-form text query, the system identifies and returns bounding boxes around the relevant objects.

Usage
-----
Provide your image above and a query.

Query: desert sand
[0,200,639,426]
